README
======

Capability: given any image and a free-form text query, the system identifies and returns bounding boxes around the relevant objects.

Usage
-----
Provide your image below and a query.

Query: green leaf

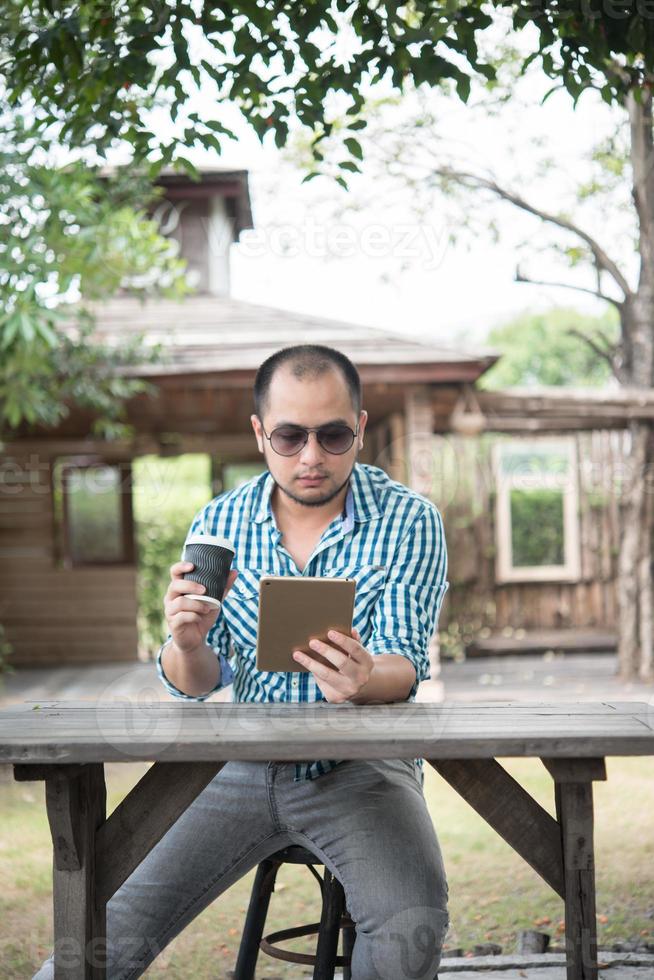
[344,137,363,160]
[34,318,59,347]
[18,313,35,342]
[0,316,20,350]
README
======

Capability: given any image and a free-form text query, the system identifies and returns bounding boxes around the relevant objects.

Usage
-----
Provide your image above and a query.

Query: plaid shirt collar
[250,461,382,527]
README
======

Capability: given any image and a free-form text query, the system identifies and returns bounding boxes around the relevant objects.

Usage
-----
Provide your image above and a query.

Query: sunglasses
[260,421,360,456]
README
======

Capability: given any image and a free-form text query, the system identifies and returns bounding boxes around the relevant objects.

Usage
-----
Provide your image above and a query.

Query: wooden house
[0,168,640,666]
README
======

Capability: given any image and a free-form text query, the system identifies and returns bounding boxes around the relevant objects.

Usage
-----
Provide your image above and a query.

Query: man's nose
[298,431,326,465]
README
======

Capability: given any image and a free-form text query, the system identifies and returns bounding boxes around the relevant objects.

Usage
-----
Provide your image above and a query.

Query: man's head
[251,345,367,509]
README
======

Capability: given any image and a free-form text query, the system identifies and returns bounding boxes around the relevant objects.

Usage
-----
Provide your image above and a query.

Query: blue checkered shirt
[157,462,449,782]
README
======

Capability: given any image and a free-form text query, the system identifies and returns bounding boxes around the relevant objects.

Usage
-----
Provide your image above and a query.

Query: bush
[133,455,213,659]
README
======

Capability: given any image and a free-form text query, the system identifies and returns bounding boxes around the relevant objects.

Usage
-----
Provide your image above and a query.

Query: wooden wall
[431,429,623,637]
[0,451,138,666]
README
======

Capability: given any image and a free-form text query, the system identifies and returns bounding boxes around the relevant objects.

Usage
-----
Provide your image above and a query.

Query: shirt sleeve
[366,504,449,699]
[155,505,235,701]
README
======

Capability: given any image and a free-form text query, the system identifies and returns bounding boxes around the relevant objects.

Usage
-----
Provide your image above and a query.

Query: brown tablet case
[256,576,356,673]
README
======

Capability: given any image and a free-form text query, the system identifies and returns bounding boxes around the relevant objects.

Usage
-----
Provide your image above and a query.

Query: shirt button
[292,678,298,687]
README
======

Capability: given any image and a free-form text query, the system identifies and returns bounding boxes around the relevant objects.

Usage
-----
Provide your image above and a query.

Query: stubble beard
[266,452,357,510]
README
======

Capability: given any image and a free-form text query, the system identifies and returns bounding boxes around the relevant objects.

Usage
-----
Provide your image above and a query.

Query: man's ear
[358,410,368,449]
[251,414,264,454]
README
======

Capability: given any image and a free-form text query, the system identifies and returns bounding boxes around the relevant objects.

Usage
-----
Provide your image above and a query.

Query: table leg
[45,764,107,979]
[542,758,606,980]
[16,759,224,977]
[555,779,599,980]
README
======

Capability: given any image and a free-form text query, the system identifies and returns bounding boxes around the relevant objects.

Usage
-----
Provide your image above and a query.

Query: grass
[1,757,653,978]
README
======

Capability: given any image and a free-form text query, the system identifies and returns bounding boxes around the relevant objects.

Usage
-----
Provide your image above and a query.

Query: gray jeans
[33,757,449,980]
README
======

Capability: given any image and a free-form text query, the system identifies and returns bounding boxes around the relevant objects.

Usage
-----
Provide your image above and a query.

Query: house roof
[83,295,500,385]
[99,165,254,237]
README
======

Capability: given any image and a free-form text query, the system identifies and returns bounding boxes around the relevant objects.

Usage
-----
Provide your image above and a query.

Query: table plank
[1,702,653,764]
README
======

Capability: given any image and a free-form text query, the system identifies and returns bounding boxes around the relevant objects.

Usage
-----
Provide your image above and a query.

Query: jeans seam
[266,763,287,832]
[116,829,288,980]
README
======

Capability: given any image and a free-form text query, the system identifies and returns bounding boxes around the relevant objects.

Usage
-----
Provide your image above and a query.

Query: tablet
[256,576,356,673]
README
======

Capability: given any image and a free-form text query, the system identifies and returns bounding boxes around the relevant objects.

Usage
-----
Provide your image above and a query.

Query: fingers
[297,637,350,672]
[168,600,220,633]
[323,629,362,659]
[292,649,335,680]
[165,561,235,623]
[166,563,205,601]
[167,592,216,618]
[170,611,210,629]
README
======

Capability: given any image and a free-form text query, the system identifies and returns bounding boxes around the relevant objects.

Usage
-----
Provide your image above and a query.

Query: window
[493,438,580,583]
[53,457,135,567]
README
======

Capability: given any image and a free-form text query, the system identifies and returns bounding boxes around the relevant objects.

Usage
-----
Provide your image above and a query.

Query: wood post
[541,757,607,980]
[404,387,436,496]
[45,764,107,979]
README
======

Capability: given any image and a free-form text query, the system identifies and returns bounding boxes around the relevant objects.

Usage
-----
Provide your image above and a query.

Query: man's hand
[164,561,239,655]
[292,627,374,703]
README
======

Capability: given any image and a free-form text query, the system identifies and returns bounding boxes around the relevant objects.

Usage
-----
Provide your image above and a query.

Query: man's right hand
[164,561,239,655]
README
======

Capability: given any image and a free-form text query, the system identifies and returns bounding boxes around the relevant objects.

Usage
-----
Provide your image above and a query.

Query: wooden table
[1,699,653,980]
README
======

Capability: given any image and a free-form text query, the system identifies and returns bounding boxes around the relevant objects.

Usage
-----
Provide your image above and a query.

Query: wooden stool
[233,844,356,980]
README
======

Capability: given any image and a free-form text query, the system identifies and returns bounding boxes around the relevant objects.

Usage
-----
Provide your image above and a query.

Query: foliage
[0,128,189,440]
[0,1,497,177]
[510,487,565,567]
[506,0,654,103]
[480,307,621,389]
[2,2,653,188]
[132,454,213,658]
[2,310,172,442]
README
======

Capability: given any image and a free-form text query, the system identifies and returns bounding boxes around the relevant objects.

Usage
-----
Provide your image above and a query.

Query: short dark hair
[253,345,362,419]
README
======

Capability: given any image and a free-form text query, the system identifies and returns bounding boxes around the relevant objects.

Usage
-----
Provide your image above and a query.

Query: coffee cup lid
[184,534,235,553]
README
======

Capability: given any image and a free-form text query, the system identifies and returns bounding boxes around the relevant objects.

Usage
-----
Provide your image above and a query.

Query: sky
[135,25,633,353]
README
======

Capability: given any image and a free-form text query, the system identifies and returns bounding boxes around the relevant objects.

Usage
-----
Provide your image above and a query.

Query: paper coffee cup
[181,534,235,609]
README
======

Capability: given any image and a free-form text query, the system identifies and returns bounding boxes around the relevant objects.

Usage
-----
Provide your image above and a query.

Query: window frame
[56,457,135,569]
[493,436,581,584]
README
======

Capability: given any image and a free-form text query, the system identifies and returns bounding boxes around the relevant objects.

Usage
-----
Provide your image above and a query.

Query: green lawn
[1,757,653,978]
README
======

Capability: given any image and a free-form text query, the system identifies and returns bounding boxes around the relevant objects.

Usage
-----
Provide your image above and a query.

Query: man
[35,344,450,980]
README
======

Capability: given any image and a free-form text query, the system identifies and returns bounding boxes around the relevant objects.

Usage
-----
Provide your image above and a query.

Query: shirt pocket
[226,567,262,601]
[221,567,263,648]
[323,563,388,624]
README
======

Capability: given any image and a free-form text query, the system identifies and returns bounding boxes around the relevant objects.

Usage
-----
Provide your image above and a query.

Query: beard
[266,452,356,509]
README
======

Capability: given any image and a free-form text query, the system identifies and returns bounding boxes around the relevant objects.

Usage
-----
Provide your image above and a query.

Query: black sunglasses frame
[259,421,360,456]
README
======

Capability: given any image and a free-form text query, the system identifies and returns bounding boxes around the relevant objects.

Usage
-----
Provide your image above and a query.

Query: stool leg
[233,858,279,980]
[314,868,345,980]
[341,919,356,980]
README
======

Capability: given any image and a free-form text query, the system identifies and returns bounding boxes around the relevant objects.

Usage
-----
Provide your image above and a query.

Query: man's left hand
[292,627,373,703]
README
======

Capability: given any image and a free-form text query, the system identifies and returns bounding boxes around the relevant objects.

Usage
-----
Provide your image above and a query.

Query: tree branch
[515,265,624,310]
[437,165,631,298]
[566,327,618,371]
